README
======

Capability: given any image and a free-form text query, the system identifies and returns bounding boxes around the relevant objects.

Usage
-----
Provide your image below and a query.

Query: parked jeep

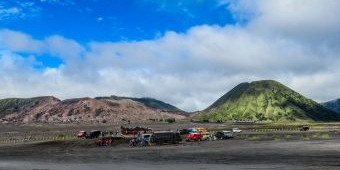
[299,125,309,131]
[200,132,212,140]
[179,129,191,135]
[77,131,87,138]
[232,128,242,133]
[86,130,101,139]
[95,137,114,146]
[215,131,233,140]
[185,133,203,141]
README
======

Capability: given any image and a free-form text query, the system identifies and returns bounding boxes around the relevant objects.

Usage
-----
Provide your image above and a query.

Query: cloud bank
[1,0,340,111]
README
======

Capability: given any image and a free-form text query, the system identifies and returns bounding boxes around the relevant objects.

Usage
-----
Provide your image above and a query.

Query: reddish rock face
[0,96,186,124]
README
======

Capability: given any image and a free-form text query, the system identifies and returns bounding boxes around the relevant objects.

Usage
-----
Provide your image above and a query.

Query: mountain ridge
[321,99,340,113]
[95,95,183,112]
[0,96,186,124]
[1,80,340,124]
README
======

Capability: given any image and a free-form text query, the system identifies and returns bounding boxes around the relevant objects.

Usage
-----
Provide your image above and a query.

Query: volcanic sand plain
[1,122,340,170]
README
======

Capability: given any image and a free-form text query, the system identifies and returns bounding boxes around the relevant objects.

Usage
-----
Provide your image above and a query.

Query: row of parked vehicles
[77,125,311,146]
[185,130,235,141]
[132,131,182,146]
[181,127,242,141]
[76,127,243,146]
[76,130,112,146]
[135,130,234,145]
[77,130,102,139]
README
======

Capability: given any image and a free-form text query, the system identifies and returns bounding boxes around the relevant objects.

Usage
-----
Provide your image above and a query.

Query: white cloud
[44,35,85,61]
[0,29,43,52]
[1,0,340,111]
[0,1,40,20]
[229,0,340,44]
[40,0,75,6]
[0,7,20,19]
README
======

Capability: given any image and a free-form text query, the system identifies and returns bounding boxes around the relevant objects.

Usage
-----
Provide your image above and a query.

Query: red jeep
[185,133,203,141]
[95,137,114,146]
[77,131,87,138]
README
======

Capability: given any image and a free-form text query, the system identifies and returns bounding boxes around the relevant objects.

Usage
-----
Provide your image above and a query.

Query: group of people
[129,132,151,147]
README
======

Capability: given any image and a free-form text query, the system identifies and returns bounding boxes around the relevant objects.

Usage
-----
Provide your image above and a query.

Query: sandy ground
[1,138,340,170]
[1,122,340,170]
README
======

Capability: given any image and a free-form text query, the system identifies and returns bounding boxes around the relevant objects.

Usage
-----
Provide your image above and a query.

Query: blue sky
[1,0,235,41]
[1,0,235,68]
[1,0,340,111]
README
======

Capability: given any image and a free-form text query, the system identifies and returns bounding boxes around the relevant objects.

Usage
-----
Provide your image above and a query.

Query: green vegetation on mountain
[195,80,340,122]
[95,95,183,112]
[322,99,340,113]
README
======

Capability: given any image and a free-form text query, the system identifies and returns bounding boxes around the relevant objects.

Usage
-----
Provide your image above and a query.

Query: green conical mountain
[195,80,340,122]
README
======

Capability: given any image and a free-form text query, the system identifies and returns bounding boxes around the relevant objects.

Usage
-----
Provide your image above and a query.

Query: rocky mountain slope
[194,80,340,122]
[0,96,186,124]
[95,95,183,112]
[321,99,340,113]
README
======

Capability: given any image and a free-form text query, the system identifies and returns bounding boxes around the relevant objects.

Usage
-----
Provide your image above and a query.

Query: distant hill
[0,96,60,117]
[194,80,340,122]
[321,99,340,113]
[0,96,186,124]
[95,95,183,112]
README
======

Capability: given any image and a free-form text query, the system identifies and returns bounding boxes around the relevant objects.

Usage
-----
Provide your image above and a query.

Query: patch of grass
[302,134,310,140]
[57,134,66,138]
[272,134,282,141]
[284,134,292,140]
[312,132,330,139]
[247,135,261,141]
[320,133,330,139]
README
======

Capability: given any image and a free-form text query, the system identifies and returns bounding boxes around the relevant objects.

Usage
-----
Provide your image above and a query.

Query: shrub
[165,118,176,123]
[202,119,209,123]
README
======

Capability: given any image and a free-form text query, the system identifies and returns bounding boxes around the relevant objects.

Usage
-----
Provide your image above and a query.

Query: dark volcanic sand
[1,138,340,170]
